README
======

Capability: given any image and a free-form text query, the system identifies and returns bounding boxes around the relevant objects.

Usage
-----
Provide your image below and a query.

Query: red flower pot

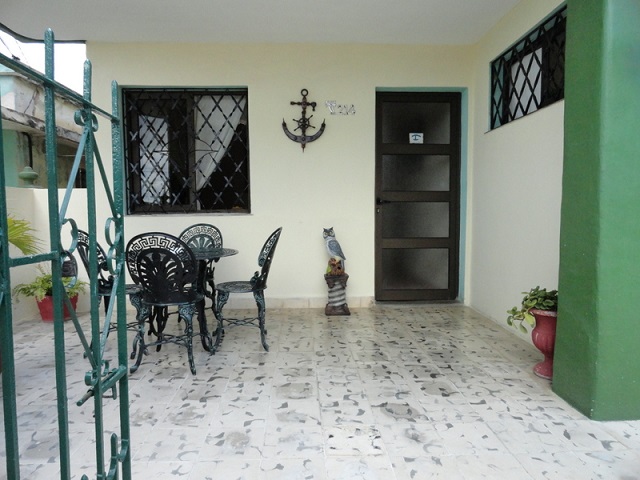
[36,295,78,322]
[530,308,558,379]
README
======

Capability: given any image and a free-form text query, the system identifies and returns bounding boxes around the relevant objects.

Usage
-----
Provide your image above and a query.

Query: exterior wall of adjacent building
[2,67,85,319]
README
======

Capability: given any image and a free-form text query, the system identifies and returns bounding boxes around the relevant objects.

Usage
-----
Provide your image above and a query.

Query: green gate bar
[0,28,132,479]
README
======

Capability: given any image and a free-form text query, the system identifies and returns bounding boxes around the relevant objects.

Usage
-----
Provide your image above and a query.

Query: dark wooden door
[375,91,461,301]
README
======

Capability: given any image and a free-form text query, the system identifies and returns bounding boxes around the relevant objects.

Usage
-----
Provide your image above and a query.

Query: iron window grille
[122,87,250,214]
[490,5,566,129]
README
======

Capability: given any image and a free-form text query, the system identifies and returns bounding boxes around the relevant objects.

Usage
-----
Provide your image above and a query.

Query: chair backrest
[252,227,283,290]
[179,223,223,251]
[125,232,198,304]
[77,229,113,293]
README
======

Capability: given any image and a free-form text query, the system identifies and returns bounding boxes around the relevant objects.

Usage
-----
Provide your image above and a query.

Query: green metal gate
[0,30,132,480]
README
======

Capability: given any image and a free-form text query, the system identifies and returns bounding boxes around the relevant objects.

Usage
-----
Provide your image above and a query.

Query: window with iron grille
[122,87,250,214]
[490,5,566,129]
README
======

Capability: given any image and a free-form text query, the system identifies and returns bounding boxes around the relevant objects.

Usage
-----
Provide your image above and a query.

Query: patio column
[554,0,640,419]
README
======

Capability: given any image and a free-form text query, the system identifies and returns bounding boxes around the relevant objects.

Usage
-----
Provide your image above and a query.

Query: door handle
[376,197,390,205]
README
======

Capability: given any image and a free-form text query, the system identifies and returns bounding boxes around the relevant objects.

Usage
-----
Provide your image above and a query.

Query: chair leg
[253,290,269,351]
[86,295,113,358]
[202,266,217,351]
[128,290,143,357]
[196,298,213,352]
[153,307,170,352]
[205,264,216,301]
[103,295,111,316]
[130,301,151,374]
[178,304,196,375]
[214,291,229,349]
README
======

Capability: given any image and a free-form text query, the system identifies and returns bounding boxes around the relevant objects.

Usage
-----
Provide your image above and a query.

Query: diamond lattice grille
[490,6,566,129]
[123,88,250,214]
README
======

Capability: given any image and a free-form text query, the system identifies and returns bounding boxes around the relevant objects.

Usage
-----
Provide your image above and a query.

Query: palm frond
[7,216,41,255]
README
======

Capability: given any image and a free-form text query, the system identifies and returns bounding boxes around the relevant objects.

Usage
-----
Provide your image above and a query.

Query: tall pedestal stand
[324,273,350,316]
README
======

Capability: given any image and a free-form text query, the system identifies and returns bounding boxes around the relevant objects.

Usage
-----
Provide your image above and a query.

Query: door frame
[374,87,468,302]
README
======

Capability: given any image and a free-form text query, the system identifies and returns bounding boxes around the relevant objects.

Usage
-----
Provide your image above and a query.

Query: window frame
[122,87,250,215]
[490,5,566,130]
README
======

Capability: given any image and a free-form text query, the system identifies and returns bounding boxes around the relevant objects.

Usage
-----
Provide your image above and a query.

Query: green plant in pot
[507,286,558,333]
[7,216,87,320]
[507,286,558,379]
[12,266,88,321]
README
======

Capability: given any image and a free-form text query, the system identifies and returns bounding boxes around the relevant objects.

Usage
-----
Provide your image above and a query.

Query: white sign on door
[409,133,424,144]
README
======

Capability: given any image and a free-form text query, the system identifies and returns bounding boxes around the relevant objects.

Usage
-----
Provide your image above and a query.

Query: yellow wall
[85,0,566,321]
[88,42,474,308]
[6,187,41,319]
[468,0,565,336]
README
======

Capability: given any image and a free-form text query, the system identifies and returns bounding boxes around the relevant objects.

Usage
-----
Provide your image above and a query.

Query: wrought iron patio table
[190,247,238,352]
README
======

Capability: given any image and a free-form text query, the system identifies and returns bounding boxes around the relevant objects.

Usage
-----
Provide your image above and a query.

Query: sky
[0,30,86,93]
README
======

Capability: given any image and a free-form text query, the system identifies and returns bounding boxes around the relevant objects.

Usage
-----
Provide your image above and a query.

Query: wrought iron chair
[214,227,283,351]
[125,232,204,374]
[76,229,116,315]
[179,223,223,293]
[76,230,143,340]
[179,223,223,251]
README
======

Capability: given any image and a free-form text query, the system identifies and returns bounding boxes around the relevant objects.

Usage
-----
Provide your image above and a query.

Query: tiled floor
[2,305,640,479]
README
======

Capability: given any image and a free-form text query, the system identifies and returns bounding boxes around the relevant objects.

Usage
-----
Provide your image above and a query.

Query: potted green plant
[507,286,558,379]
[12,266,88,321]
[507,286,558,333]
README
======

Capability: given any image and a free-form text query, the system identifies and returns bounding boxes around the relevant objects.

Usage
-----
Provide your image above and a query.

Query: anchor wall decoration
[282,88,326,151]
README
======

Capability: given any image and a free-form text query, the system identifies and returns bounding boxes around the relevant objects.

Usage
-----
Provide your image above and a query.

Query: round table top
[191,247,238,261]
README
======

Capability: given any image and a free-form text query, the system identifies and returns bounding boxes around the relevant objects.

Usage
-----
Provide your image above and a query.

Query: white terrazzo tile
[129,460,194,479]
[573,450,640,479]
[370,400,431,424]
[517,450,640,480]
[277,337,315,353]
[316,365,360,382]
[434,421,507,455]
[391,455,465,480]
[4,305,640,480]
[377,422,447,457]
[488,418,626,455]
[200,421,265,460]
[268,398,322,426]
[261,456,327,480]
[262,423,325,457]
[598,420,640,450]
[320,394,377,426]
[133,426,208,463]
[325,425,386,456]
[273,381,317,400]
[324,455,396,480]
[454,452,535,479]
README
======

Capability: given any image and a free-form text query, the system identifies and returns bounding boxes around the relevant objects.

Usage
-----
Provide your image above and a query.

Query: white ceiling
[2,0,521,45]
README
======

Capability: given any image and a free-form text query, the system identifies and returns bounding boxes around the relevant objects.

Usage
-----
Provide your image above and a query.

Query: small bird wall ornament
[323,227,346,275]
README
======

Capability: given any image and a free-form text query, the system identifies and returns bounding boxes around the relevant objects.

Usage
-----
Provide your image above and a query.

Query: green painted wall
[555,0,640,420]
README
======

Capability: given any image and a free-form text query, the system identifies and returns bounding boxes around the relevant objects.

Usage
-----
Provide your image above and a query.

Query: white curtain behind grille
[509,48,542,120]
[194,95,247,191]
[139,114,169,204]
